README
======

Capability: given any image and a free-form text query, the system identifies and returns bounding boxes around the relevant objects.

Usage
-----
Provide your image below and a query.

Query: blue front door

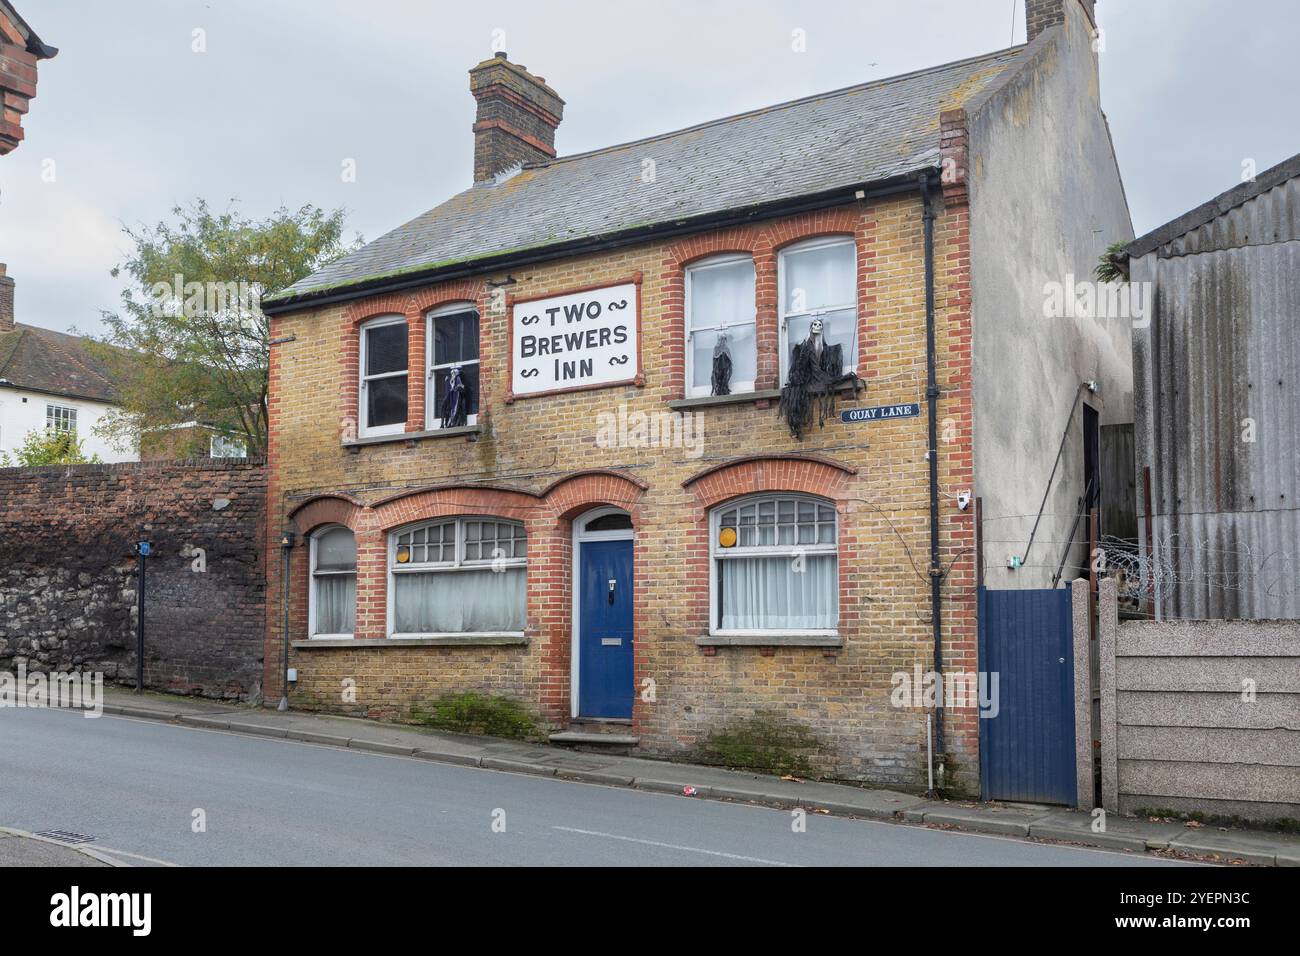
[578,539,634,718]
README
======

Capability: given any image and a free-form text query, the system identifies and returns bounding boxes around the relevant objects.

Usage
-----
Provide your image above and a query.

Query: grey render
[969,0,1133,589]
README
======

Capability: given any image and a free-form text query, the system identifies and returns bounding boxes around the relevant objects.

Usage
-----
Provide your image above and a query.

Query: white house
[0,264,137,463]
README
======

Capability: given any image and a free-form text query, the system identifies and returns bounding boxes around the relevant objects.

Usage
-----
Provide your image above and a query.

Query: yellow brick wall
[266,193,979,791]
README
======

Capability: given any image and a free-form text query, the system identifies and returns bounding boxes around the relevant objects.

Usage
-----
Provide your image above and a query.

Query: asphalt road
[0,706,1187,867]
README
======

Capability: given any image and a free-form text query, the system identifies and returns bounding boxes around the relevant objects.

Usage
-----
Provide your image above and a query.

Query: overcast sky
[0,0,1294,334]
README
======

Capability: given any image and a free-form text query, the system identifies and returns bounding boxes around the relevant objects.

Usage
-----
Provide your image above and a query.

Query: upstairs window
[710,494,839,634]
[46,404,77,434]
[685,255,757,397]
[359,316,408,437]
[310,526,357,638]
[427,303,480,428]
[390,517,527,635]
[779,237,857,383]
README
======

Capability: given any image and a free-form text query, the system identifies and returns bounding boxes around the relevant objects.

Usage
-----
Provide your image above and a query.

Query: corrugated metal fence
[1131,174,1300,619]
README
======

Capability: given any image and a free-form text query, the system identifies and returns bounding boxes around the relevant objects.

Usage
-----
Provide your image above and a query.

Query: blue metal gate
[977,587,1076,805]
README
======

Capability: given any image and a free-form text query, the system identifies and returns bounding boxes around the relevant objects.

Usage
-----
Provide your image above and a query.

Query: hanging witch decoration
[711,330,733,396]
[439,366,469,428]
[778,317,861,440]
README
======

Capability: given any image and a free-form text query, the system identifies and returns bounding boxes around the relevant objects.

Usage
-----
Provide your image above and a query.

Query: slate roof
[268,46,1023,310]
[0,323,120,403]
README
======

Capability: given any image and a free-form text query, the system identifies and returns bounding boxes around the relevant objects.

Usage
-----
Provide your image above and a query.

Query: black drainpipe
[920,176,945,791]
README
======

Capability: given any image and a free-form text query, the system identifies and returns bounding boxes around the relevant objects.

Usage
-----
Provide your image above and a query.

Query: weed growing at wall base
[0,662,103,717]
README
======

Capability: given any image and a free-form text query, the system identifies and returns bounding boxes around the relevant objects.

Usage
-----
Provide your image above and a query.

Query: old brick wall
[267,193,979,791]
[0,458,266,699]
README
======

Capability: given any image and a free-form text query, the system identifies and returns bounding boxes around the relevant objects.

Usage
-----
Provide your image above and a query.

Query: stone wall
[0,458,266,699]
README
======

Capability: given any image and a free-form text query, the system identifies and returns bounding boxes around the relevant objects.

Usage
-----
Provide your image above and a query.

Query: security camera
[956,492,971,511]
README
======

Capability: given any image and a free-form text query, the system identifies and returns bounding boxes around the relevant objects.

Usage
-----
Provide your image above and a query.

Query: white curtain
[314,574,356,635]
[394,567,526,633]
[690,258,756,329]
[719,554,837,630]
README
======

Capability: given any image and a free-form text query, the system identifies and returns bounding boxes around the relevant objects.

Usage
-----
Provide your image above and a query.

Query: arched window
[310,526,357,638]
[389,517,526,635]
[709,494,838,634]
[778,237,857,384]
[685,254,757,397]
[426,302,480,428]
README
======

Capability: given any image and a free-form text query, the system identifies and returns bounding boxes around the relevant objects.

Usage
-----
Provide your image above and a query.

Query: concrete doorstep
[92,688,1300,866]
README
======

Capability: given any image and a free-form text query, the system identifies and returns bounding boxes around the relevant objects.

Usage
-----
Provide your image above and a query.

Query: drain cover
[34,830,96,845]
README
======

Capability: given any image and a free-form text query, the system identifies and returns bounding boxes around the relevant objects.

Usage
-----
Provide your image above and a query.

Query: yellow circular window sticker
[396,547,411,564]
[718,527,738,548]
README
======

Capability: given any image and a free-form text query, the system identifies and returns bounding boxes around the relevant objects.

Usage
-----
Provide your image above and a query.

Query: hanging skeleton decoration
[711,330,733,396]
[778,317,860,440]
[439,366,469,428]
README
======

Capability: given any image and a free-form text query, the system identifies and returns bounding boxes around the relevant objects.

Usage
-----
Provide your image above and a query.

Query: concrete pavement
[0,828,117,867]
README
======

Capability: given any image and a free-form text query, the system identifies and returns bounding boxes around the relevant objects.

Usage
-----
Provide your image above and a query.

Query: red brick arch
[682,453,857,508]
[540,469,648,521]
[289,494,365,535]
[371,484,540,532]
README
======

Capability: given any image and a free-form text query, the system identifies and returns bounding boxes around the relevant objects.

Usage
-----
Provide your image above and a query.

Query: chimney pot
[469,55,564,183]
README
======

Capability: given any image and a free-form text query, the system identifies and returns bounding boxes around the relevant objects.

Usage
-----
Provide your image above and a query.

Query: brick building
[0,1,56,156]
[262,0,1130,792]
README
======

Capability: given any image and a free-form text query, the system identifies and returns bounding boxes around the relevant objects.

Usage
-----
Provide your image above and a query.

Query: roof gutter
[262,171,934,316]
[0,380,118,406]
[0,1,58,58]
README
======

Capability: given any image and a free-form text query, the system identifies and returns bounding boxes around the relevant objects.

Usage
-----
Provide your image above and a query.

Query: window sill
[293,633,528,649]
[343,424,481,451]
[666,377,861,411]
[666,389,780,411]
[695,633,843,648]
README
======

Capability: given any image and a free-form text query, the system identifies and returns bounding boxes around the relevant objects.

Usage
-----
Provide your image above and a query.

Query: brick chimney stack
[0,264,14,333]
[1025,0,1096,43]
[469,52,564,183]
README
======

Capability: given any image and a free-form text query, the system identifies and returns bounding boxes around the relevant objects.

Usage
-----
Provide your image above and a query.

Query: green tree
[91,200,359,457]
[0,428,101,467]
